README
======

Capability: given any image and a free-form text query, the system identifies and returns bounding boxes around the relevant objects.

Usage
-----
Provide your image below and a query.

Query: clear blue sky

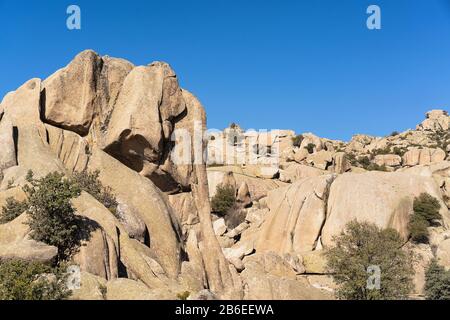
[1,0,450,141]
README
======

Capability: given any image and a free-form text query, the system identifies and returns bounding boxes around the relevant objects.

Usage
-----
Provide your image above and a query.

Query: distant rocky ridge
[0,50,449,300]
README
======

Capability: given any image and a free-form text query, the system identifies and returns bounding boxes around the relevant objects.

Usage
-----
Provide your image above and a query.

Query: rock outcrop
[1,50,449,300]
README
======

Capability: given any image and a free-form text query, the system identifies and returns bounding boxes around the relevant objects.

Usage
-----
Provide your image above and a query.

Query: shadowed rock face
[0,50,244,300]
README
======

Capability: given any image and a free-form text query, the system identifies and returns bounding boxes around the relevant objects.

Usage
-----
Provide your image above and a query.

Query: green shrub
[211,184,236,214]
[24,171,81,261]
[177,291,191,300]
[0,259,70,300]
[393,146,408,157]
[0,197,28,224]
[325,220,414,300]
[358,156,371,168]
[370,146,392,157]
[304,143,316,154]
[409,193,442,243]
[72,170,118,217]
[424,259,450,300]
[292,135,304,147]
[346,153,358,166]
[365,163,388,172]
[390,131,399,137]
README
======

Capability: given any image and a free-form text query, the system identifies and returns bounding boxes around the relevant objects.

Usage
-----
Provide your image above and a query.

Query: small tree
[24,171,81,261]
[424,259,450,300]
[72,170,118,217]
[211,184,236,215]
[0,197,28,224]
[0,259,70,300]
[292,135,304,147]
[409,193,442,243]
[304,143,316,154]
[325,220,414,300]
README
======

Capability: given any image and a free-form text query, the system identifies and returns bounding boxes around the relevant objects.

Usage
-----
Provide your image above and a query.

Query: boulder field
[1,50,449,300]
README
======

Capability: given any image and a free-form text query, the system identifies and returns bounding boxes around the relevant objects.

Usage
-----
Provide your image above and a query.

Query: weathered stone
[86,148,182,279]
[403,147,446,166]
[322,171,448,246]
[257,175,336,254]
[306,150,333,170]
[213,218,227,236]
[374,154,402,167]
[43,50,103,135]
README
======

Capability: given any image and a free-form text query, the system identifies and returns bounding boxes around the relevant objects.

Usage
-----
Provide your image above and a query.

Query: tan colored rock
[257,175,336,254]
[332,152,351,174]
[280,163,326,183]
[90,56,134,140]
[43,50,102,135]
[299,133,323,153]
[103,65,164,171]
[213,218,227,236]
[45,124,90,173]
[301,251,327,274]
[0,115,16,180]
[241,252,332,300]
[403,147,446,166]
[417,110,449,131]
[207,167,287,200]
[405,243,434,294]
[345,134,374,153]
[86,148,182,279]
[189,97,242,299]
[0,187,27,211]
[106,278,176,300]
[236,181,251,207]
[179,230,207,292]
[167,192,199,236]
[0,79,66,189]
[70,271,107,300]
[222,171,237,190]
[0,212,55,265]
[72,228,118,280]
[293,147,309,163]
[306,150,333,170]
[322,171,448,246]
[374,154,402,167]
[0,239,57,264]
[115,201,147,243]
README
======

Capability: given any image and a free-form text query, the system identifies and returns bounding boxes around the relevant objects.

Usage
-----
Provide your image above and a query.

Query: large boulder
[417,110,449,132]
[240,252,333,300]
[374,154,402,167]
[43,50,103,135]
[322,171,448,246]
[0,213,58,264]
[256,175,336,253]
[403,147,446,166]
[86,148,182,279]
[0,115,16,180]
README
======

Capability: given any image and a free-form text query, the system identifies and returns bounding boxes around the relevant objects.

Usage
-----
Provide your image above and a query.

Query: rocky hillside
[0,50,449,300]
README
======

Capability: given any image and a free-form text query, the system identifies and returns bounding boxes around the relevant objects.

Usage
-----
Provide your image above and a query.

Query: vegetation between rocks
[325,220,414,300]
[0,197,28,224]
[24,171,82,261]
[409,193,442,243]
[211,184,245,229]
[0,259,70,300]
[72,170,118,217]
[424,259,450,300]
